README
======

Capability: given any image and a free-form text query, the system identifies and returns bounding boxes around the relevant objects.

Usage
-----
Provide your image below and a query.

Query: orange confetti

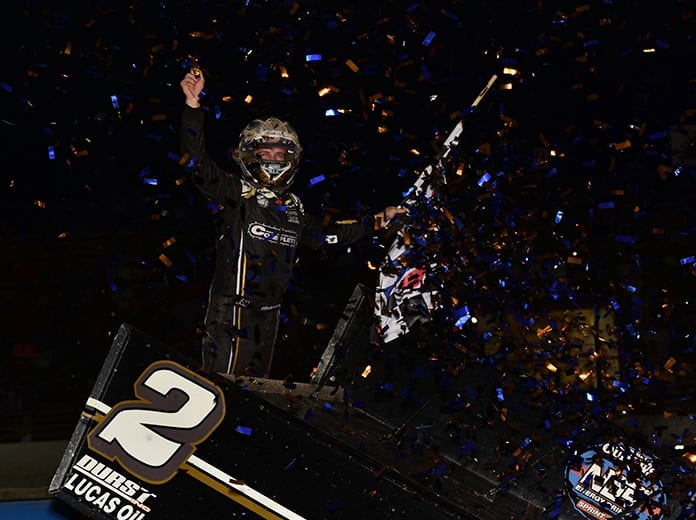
[657,164,673,180]
[158,254,173,268]
[611,140,631,150]
[345,59,359,73]
[536,325,553,338]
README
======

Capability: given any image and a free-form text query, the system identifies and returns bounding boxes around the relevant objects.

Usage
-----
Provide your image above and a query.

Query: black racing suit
[181,105,373,377]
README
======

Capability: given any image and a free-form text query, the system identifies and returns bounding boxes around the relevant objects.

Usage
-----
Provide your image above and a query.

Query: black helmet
[236,117,302,191]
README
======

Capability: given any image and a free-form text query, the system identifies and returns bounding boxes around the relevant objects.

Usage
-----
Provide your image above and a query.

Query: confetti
[2,2,695,517]
[235,425,253,436]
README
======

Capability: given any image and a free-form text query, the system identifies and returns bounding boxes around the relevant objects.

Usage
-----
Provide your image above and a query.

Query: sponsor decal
[62,453,154,520]
[285,208,301,224]
[565,442,667,520]
[248,222,298,247]
[256,194,270,208]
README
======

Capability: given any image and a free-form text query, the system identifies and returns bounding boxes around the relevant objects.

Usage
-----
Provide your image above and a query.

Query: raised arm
[179,71,239,204]
[181,70,204,109]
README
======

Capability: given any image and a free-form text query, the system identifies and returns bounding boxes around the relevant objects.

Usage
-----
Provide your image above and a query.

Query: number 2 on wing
[87,360,225,484]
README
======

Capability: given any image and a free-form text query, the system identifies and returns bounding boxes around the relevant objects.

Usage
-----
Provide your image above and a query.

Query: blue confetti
[460,441,475,455]
[612,381,628,393]
[453,306,471,327]
[308,174,325,187]
[496,388,504,401]
[615,234,637,244]
[477,172,491,186]
[235,425,253,436]
[422,31,436,47]
[626,323,639,338]
[649,130,667,141]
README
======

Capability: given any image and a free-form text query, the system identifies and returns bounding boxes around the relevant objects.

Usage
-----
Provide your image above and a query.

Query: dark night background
[1,0,696,516]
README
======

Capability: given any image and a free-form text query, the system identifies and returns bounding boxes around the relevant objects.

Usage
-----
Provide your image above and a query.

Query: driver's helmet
[236,117,302,191]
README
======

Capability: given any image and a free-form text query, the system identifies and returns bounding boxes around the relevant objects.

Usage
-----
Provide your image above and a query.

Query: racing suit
[181,105,374,377]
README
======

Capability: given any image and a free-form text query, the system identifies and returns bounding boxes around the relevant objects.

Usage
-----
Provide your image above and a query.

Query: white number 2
[88,360,225,483]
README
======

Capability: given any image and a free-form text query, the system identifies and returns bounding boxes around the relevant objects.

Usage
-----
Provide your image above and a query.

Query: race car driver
[180,69,406,377]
